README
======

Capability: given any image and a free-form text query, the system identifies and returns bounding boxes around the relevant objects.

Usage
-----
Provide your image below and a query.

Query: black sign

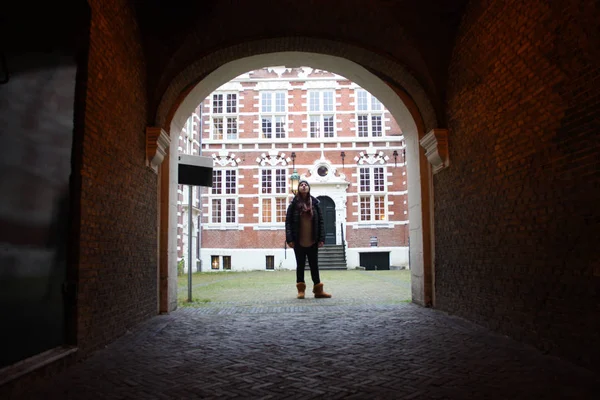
[178,154,213,187]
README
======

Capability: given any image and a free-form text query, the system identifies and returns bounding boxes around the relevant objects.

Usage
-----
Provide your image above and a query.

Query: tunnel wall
[438,0,600,372]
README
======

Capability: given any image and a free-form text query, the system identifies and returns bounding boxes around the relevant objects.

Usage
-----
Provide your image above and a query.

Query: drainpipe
[197,107,202,271]
[187,184,193,302]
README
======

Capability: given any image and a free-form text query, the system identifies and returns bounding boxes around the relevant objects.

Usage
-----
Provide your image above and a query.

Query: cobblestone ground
[11,271,600,399]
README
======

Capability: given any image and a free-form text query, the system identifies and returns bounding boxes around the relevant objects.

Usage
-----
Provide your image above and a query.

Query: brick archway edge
[155,38,438,132]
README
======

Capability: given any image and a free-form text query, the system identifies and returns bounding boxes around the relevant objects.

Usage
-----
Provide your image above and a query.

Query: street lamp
[392,150,399,168]
[290,152,300,194]
[340,151,346,169]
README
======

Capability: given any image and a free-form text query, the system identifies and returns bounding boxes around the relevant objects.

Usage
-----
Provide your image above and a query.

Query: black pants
[294,243,320,284]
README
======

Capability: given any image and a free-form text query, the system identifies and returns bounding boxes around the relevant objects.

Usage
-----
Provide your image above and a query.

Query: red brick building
[177,67,408,272]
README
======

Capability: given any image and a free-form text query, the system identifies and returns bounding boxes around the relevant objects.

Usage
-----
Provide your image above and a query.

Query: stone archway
[156,45,437,310]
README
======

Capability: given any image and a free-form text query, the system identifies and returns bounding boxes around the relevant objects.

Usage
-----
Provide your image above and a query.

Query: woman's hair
[295,181,313,216]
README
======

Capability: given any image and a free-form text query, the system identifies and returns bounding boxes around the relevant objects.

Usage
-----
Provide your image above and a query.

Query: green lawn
[177,269,411,308]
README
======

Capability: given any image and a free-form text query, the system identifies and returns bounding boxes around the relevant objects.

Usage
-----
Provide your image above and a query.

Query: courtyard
[176,269,412,309]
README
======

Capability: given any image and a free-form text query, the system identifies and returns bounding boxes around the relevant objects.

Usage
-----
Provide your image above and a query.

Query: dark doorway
[317,196,336,245]
[0,3,89,368]
[360,252,391,270]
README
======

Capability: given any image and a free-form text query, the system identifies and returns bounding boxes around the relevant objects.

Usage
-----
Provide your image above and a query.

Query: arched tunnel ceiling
[132,0,469,123]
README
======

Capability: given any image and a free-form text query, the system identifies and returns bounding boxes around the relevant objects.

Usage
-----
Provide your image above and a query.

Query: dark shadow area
[0,1,89,368]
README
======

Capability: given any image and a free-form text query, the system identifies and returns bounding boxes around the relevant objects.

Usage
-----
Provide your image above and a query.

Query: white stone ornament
[356,147,387,165]
[212,152,240,167]
[419,128,449,174]
[256,152,288,167]
[146,127,171,173]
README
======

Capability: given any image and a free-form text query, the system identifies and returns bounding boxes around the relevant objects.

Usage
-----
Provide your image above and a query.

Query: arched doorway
[317,196,336,245]
[157,46,437,309]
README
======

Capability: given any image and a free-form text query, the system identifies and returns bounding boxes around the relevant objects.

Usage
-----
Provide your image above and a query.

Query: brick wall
[439,0,600,372]
[77,0,157,354]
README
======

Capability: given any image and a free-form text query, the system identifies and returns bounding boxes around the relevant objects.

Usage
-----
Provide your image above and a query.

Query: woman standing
[285,180,332,299]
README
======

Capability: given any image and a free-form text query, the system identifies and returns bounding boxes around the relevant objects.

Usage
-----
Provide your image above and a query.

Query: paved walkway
[10,272,600,399]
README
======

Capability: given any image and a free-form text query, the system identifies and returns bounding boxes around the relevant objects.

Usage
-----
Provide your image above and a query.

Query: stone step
[300,245,347,269]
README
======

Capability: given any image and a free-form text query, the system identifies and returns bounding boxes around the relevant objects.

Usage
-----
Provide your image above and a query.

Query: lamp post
[290,152,300,194]
[392,150,399,167]
[401,139,406,165]
[340,151,346,169]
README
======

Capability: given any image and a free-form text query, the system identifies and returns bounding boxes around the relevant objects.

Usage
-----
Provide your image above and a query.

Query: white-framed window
[260,91,287,139]
[260,168,288,224]
[356,89,383,138]
[308,90,335,138]
[211,93,238,140]
[358,166,386,221]
[209,168,237,223]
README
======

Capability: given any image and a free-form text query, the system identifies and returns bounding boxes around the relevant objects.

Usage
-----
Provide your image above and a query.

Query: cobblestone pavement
[12,273,600,399]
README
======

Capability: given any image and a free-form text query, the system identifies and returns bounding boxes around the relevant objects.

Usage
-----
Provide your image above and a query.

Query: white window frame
[259,168,288,225]
[307,90,336,138]
[355,89,384,138]
[260,91,287,140]
[208,168,238,225]
[210,92,238,141]
[357,166,387,222]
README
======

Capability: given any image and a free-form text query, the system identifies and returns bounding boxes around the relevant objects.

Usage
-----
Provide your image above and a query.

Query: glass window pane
[262,198,271,223]
[262,92,271,113]
[225,199,236,223]
[262,118,272,139]
[211,255,219,270]
[213,118,223,140]
[275,116,285,138]
[309,92,319,112]
[212,94,223,113]
[276,198,286,222]
[225,170,236,194]
[226,93,237,113]
[323,91,334,112]
[310,115,320,138]
[275,169,286,194]
[212,170,222,194]
[266,255,275,270]
[360,196,371,221]
[357,115,368,137]
[374,196,385,220]
[374,167,384,191]
[223,256,231,270]
[323,116,334,138]
[359,168,370,192]
[275,92,286,112]
[357,90,368,111]
[227,117,237,140]
[261,170,271,194]
[212,199,221,223]
[372,116,382,137]
[371,96,382,111]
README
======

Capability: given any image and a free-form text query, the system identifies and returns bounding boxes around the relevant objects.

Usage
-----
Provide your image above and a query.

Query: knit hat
[298,180,310,189]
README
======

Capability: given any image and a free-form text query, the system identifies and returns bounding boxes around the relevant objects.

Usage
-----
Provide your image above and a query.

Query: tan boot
[296,282,306,299]
[313,283,332,298]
